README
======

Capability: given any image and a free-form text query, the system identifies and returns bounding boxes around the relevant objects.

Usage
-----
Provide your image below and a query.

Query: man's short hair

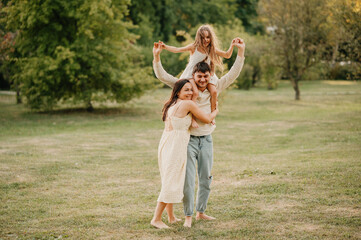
[192,61,211,75]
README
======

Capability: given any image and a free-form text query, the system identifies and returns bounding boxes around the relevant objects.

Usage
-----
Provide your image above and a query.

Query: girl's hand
[158,40,166,49]
[234,38,245,49]
[232,37,243,45]
[231,38,238,46]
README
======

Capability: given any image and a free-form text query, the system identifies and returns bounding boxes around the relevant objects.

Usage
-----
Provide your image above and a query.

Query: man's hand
[233,37,245,57]
[153,42,163,62]
[158,40,166,49]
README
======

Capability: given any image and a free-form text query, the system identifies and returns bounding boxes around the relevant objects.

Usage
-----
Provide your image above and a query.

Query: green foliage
[235,64,253,90]
[328,63,359,80]
[128,0,263,45]
[328,0,361,80]
[129,0,237,44]
[259,54,280,89]
[259,0,330,99]
[214,19,279,90]
[235,0,264,34]
[2,0,154,110]
[301,62,329,80]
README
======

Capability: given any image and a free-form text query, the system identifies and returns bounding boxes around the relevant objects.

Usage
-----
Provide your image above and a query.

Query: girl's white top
[179,48,217,85]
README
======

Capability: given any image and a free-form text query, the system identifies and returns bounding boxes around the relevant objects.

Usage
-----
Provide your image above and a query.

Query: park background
[0,0,360,239]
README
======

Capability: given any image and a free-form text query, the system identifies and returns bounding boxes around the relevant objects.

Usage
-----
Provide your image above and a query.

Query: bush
[235,64,253,90]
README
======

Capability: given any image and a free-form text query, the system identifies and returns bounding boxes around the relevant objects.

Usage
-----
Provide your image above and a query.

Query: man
[153,38,245,227]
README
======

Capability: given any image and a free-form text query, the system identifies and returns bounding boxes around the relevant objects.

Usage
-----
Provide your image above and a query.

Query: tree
[2,0,154,111]
[259,0,329,100]
[234,0,264,34]
[327,0,361,80]
[128,0,236,45]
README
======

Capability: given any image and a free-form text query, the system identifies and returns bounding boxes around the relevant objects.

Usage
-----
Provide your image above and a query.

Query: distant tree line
[0,0,359,109]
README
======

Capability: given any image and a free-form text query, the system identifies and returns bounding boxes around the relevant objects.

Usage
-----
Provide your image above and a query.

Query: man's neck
[198,87,207,92]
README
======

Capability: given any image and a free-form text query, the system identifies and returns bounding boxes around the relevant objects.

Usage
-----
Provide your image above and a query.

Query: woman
[151,79,218,229]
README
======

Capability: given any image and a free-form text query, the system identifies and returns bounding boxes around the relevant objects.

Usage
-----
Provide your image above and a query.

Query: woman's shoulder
[180,100,196,108]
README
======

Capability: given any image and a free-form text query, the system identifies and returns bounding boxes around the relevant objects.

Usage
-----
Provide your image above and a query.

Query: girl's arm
[163,43,194,54]
[185,101,218,124]
[215,45,234,59]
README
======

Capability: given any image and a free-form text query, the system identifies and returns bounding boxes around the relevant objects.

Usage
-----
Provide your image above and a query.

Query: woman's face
[202,30,211,47]
[178,82,193,100]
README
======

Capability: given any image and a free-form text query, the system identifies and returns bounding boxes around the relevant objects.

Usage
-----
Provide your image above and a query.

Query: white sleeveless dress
[180,48,218,85]
[157,101,192,203]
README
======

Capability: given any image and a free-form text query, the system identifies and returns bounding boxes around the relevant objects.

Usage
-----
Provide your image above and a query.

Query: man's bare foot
[150,220,170,229]
[196,212,216,220]
[183,216,192,228]
[168,216,182,224]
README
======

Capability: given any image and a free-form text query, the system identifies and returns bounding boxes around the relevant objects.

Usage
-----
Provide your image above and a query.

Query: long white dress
[179,48,218,85]
[157,101,192,203]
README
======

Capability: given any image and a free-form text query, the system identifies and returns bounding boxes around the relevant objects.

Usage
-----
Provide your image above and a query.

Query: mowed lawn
[0,81,360,239]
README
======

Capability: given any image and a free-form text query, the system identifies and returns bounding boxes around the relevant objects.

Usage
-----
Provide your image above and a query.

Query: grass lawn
[1,80,360,239]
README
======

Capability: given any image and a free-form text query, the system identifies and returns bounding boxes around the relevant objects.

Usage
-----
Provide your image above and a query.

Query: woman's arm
[185,101,218,124]
[163,43,194,54]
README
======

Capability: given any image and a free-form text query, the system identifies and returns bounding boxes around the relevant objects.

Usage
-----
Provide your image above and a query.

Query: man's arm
[216,38,246,92]
[153,42,178,88]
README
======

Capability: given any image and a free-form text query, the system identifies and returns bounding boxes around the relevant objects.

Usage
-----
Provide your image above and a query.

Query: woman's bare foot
[183,216,192,228]
[196,212,216,220]
[150,220,170,229]
[168,216,182,224]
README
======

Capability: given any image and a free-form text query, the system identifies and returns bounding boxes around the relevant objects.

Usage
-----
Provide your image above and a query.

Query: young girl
[160,25,235,126]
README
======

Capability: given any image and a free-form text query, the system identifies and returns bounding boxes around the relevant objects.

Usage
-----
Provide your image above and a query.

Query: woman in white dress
[151,79,218,229]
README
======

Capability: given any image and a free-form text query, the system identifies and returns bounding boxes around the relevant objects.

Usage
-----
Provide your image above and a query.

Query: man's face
[193,71,210,89]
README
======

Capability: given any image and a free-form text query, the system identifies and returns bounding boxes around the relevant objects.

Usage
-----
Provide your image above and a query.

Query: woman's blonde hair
[193,24,223,73]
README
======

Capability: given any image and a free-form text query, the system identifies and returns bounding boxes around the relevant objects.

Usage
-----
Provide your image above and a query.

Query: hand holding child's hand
[233,38,245,50]
[158,40,166,49]
[232,37,244,45]
[153,42,163,56]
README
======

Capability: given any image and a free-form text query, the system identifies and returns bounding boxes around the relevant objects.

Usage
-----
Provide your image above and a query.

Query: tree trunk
[16,82,22,104]
[86,101,94,112]
[291,79,300,100]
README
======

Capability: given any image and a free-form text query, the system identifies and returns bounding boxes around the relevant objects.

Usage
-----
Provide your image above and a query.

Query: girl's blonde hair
[193,24,223,73]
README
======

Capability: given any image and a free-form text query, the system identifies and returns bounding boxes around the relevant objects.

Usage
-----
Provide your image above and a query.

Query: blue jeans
[183,135,213,216]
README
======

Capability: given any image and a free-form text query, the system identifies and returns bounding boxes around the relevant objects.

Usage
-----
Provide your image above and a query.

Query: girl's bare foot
[150,220,170,229]
[196,212,216,220]
[183,216,192,228]
[168,216,182,224]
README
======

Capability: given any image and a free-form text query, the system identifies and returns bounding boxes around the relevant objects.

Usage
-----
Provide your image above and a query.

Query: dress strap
[171,101,183,117]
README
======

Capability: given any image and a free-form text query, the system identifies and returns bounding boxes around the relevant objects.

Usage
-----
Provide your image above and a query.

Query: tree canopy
[2,0,153,110]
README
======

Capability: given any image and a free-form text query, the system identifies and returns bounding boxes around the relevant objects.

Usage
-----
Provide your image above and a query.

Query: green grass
[1,80,360,239]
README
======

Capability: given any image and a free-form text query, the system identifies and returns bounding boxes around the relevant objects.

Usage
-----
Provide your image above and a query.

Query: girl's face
[202,30,211,47]
[178,83,193,100]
